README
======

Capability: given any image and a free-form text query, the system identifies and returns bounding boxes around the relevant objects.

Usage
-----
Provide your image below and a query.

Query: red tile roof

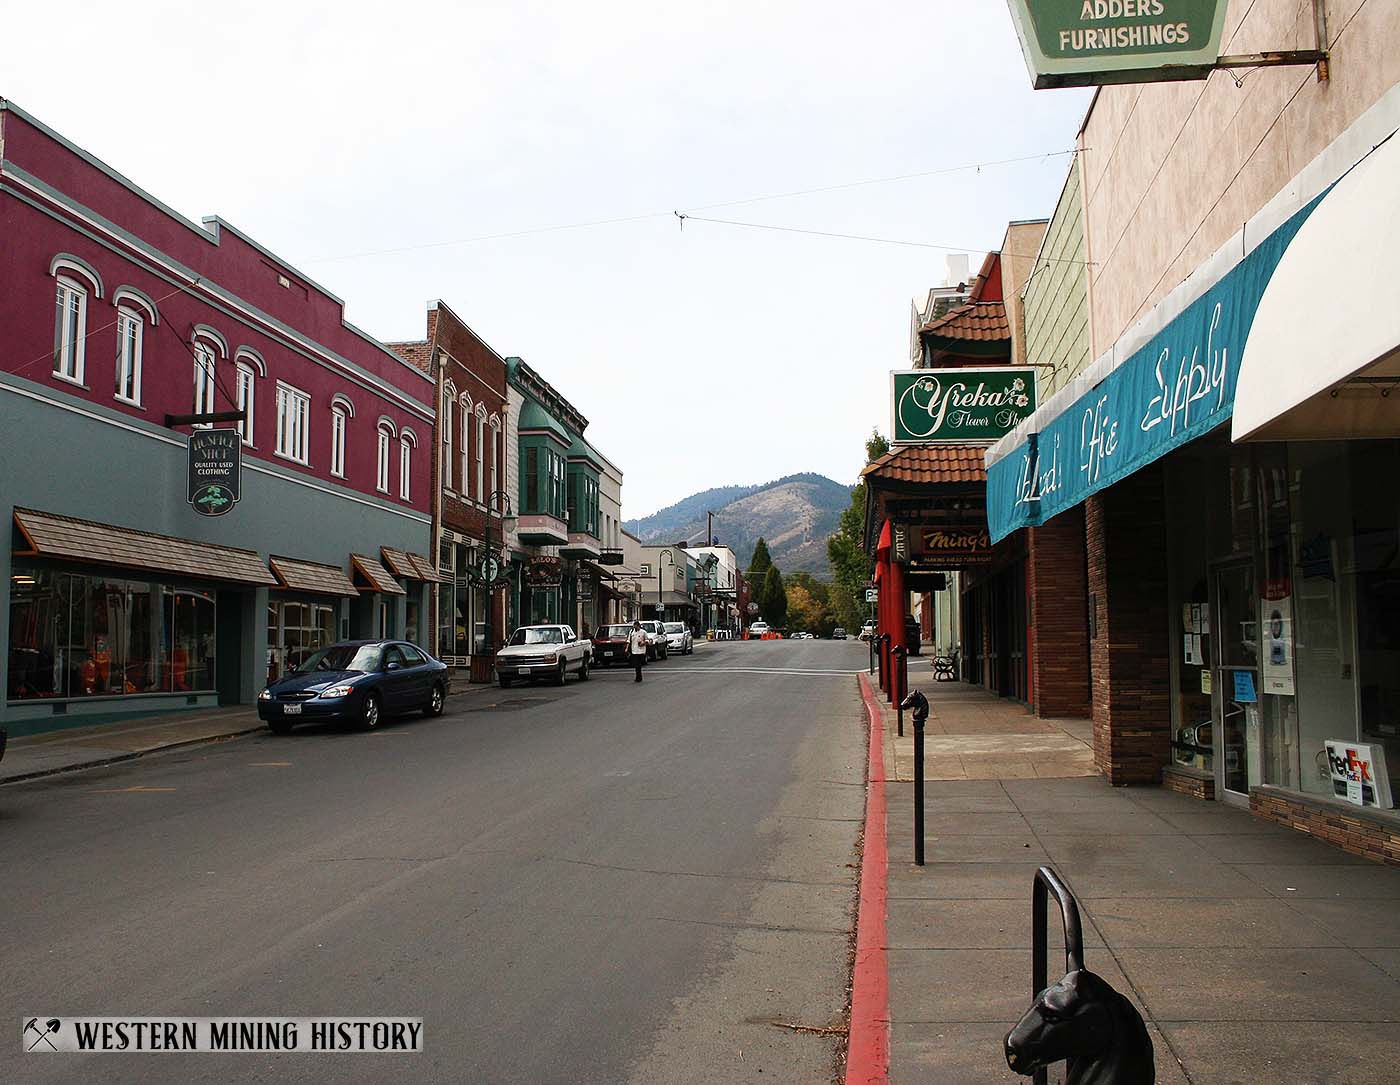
[920,300,1010,342]
[861,444,987,485]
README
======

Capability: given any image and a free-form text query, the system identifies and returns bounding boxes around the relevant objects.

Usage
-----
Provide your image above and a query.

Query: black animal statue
[1004,967,1154,1084]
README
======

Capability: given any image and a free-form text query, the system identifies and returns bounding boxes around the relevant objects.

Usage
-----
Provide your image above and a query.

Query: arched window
[330,394,354,479]
[376,419,396,493]
[441,387,455,491]
[399,429,417,501]
[475,406,487,502]
[459,393,473,499]
[191,329,227,429]
[114,305,144,405]
[489,414,501,500]
[232,348,264,445]
[53,275,90,385]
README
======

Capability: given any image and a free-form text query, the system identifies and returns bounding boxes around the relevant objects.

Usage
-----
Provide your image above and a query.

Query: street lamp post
[656,548,673,623]
[484,489,514,662]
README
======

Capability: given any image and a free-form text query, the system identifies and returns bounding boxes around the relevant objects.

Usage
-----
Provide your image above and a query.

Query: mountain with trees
[625,472,851,575]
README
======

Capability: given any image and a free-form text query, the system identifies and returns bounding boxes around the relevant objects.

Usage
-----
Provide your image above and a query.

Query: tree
[786,571,830,609]
[786,583,822,633]
[826,429,886,632]
[865,428,890,464]
[761,566,787,628]
[747,537,772,583]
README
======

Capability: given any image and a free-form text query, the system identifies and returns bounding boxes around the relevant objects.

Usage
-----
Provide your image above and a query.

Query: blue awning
[984,191,1323,544]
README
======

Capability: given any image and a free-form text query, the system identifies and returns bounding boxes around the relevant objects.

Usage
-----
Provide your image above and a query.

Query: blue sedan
[257,640,450,733]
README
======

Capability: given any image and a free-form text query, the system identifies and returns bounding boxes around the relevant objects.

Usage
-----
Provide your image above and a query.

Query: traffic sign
[864,588,878,603]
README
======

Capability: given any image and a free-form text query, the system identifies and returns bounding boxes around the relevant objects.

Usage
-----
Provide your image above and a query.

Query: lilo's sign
[892,368,1036,444]
[1006,0,1229,88]
[187,430,241,517]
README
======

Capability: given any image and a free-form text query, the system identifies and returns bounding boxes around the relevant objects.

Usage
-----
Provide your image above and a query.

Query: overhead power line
[304,147,1079,264]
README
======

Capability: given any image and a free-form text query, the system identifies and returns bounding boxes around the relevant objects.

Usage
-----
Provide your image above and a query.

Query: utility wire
[672,213,1096,266]
[304,147,1079,264]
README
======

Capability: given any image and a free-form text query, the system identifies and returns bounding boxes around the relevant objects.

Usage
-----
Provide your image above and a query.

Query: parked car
[495,624,591,687]
[663,622,694,655]
[831,628,847,640]
[790,631,813,640]
[591,623,636,667]
[860,619,877,641]
[637,620,670,661]
[748,621,770,639]
[258,640,449,733]
[905,615,923,655]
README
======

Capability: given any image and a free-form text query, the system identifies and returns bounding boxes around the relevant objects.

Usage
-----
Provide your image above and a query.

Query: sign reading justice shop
[891,368,1036,445]
[1006,0,1229,88]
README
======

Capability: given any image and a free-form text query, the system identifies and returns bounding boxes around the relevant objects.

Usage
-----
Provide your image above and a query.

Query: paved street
[1,641,870,1084]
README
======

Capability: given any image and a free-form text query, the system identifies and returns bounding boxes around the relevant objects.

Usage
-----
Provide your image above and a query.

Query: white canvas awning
[1233,129,1400,442]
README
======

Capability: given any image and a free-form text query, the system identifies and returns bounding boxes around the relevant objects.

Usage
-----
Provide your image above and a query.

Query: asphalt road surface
[1,639,870,1084]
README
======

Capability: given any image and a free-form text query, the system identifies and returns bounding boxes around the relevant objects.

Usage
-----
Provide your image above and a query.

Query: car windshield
[509,627,562,646]
[294,644,381,674]
[602,625,632,637]
[664,623,684,634]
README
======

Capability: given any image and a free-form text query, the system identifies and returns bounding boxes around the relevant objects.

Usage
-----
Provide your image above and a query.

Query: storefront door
[1211,559,1261,804]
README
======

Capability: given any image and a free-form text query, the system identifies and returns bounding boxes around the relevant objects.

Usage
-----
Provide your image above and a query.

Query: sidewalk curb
[0,726,266,787]
[847,671,890,1085]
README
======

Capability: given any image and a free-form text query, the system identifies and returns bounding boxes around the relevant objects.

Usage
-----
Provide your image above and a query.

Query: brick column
[1027,509,1090,719]
[1086,463,1170,785]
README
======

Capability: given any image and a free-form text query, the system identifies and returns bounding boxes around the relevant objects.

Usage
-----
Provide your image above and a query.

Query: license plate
[283,704,302,715]
[518,667,531,675]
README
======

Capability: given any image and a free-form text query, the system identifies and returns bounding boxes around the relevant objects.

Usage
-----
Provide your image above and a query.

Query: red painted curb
[847,671,889,1085]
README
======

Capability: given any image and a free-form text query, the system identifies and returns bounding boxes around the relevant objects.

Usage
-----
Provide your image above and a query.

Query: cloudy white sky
[5,1,1090,518]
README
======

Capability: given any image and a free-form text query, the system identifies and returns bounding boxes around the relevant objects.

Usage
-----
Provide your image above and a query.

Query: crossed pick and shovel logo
[24,1018,61,1051]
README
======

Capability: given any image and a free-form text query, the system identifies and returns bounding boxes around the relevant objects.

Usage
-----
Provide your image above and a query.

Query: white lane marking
[608,667,862,676]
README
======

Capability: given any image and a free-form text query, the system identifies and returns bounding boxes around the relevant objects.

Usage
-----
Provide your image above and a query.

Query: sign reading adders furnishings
[1006,0,1229,89]
[891,368,1037,445]
[187,429,241,517]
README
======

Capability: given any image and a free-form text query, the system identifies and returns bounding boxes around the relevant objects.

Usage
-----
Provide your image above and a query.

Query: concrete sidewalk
[871,670,1400,1084]
[1,679,495,785]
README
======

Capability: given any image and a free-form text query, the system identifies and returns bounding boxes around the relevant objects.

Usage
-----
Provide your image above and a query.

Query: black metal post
[899,689,929,866]
[1030,866,1085,1085]
[893,645,907,737]
[868,633,875,675]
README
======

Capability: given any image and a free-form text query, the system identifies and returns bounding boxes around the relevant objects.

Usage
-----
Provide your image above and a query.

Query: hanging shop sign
[526,556,563,588]
[187,429,242,517]
[1005,0,1230,89]
[987,191,1323,543]
[892,368,1036,445]
[468,552,512,590]
[916,526,992,568]
[1324,741,1394,809]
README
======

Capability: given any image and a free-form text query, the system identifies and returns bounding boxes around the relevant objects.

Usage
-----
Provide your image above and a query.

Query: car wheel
[577,655,590,681]
[268,718,294,735]
[553,660,567,686]
[499,675,513,689]
[423,682,445,717]
[361,692,381,730]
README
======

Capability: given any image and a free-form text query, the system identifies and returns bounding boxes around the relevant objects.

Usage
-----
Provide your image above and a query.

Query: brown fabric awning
[351,553,407,595]
[381,547,439,582]
[13,508,276,586]
[406,553,439,582]
[269,556,359,596]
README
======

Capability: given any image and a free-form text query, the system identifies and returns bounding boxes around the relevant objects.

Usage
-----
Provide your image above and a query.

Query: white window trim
[235,361,257,445]
[376,424,393,493]
[489,419,500,500]
[398,431,415,501]
[441,392,454,492]
[114,304,144,406]
[330,406,348,478]
[53,275,88,386]
[192,341,218,426]
[274,380,311,465]
[475,409,486,502]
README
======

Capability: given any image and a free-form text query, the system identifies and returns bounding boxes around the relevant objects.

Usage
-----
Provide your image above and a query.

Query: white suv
[637,620,670,661]
[749,621,770,639]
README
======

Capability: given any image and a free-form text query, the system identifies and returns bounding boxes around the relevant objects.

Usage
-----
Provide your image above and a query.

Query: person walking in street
[627,620,648,683]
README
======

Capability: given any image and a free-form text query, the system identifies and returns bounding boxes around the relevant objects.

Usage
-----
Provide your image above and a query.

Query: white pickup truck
[493,624,591,687]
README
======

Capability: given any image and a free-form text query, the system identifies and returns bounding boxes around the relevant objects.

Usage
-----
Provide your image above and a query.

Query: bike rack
[1031,865,1085,1085]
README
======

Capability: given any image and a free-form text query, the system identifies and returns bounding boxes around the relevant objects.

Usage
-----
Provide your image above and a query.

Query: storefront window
[8,568,212,700]
[267,598,335,683]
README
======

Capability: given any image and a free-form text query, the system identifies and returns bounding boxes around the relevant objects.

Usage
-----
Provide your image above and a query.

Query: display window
[8,566,215,700]
[266,598,336,684]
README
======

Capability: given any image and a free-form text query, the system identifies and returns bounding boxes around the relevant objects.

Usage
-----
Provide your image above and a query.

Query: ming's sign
[1006,0,1229,88]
